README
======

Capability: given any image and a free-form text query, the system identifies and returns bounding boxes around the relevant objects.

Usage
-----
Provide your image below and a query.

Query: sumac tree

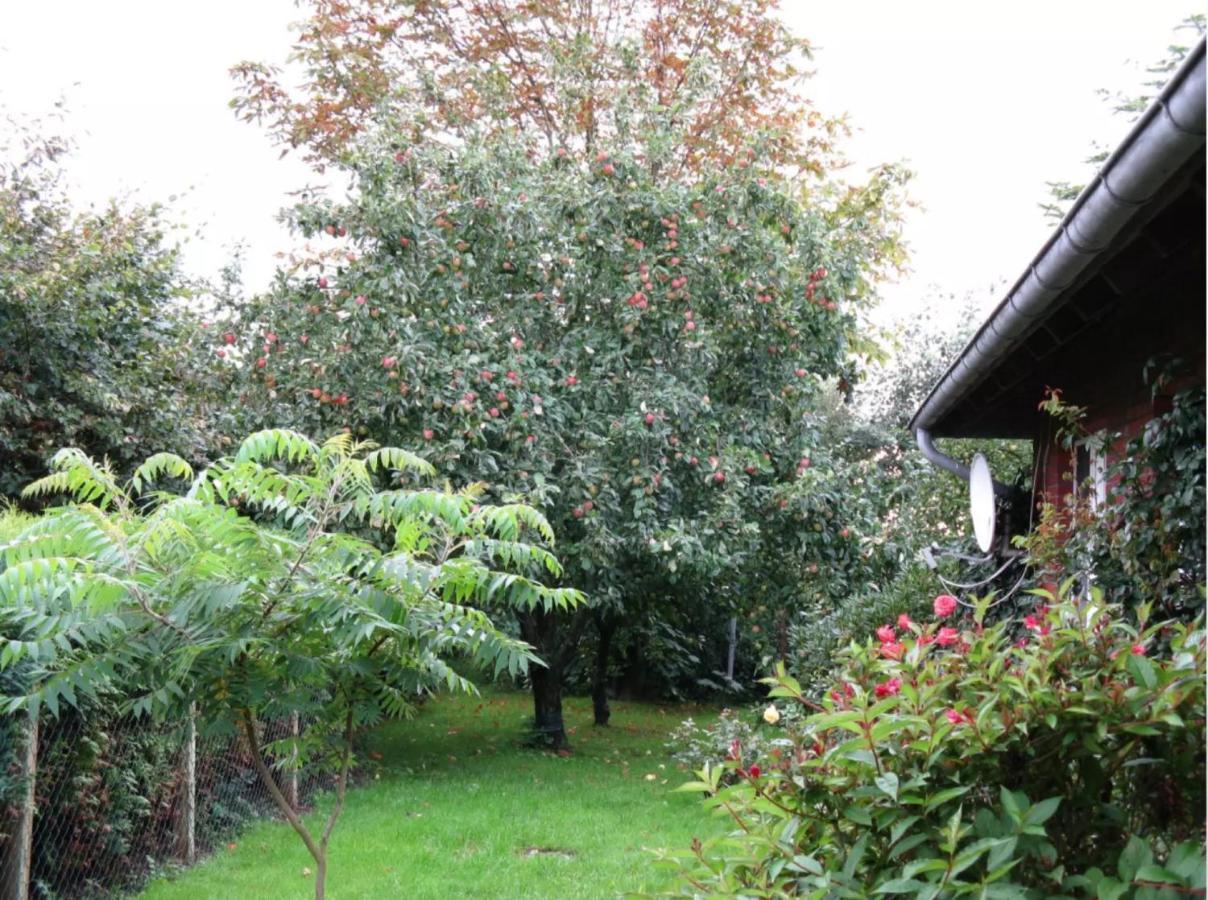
[0,430,581,899]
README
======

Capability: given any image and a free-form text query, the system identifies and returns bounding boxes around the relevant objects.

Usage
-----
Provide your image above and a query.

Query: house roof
[910,39,1206,439]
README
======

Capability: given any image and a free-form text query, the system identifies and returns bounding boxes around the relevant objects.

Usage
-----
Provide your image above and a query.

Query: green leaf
[925,785,971,811]
[1134,864,1186,885]
[1127,654,1158,690]
[875,771,900,801]
[1117,835,1153,883]
[1023,796,1062,827]
[875,878,927,893]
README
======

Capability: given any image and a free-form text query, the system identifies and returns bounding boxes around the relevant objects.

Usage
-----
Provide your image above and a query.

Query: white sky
[0,1,1198,316]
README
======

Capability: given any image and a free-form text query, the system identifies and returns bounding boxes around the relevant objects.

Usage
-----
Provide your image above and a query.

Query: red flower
[879,641,904,660]
[747,764,761,779]
[897,613,913,630]
[933,594,958,617]
[830,681,855,706]
[1024,614,1040,631]
[874,678,902,698]
[944,709,963,725]
[935,627,959,647]
[875,624,896,643]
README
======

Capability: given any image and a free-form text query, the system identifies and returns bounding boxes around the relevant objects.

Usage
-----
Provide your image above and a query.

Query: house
[910,40,1205,529]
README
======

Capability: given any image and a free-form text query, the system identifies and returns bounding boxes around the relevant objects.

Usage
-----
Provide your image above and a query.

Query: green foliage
[0,506,34,830]
[656,589,1206,897]
[0,117,211,498]
[0,429,581,897]
[28,712,184,898]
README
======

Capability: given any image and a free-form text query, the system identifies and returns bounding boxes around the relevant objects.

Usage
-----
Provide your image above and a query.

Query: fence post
[176,707,196,865]
[2,712,38,900]
[287,712,300,812]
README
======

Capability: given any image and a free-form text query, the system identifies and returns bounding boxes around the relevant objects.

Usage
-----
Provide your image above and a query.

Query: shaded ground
[140,691,721,899]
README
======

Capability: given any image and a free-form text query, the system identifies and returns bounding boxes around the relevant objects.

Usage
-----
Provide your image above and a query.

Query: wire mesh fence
[1,708,323,899]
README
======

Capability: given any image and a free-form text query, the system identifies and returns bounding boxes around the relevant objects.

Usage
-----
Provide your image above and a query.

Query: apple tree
[231,0,843,175]
[210,126,905,743]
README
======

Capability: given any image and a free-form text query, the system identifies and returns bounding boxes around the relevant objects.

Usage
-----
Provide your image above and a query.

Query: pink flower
[879,641,905,660]
[897,613,914,630]
[1131,643,1146,656]
[874,678,902,698]
[944,709,963,725]
[875,624,896,643]
[728,739,742,761]
[933,594,958,617]
[935,627,959,648]
[1024,614,1040,631]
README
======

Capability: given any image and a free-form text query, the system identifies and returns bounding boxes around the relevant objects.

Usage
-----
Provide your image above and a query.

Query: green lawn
[141,691,721,899]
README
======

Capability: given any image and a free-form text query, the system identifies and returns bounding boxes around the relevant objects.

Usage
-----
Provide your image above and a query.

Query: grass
[141,691,722,899]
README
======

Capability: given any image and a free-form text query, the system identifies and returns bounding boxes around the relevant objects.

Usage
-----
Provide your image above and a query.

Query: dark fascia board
[909,39,1207,437]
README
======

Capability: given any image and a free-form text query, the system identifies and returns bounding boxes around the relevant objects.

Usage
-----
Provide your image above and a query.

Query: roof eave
[909,39,1207,438]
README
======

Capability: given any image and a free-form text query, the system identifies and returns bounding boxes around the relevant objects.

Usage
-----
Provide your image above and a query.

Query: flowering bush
[667,705,806,788]
[654,590,1206,897]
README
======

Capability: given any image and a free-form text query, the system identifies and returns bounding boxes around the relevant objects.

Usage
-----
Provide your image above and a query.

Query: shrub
[666,706,804,787]
[787,562,938,696]
[655,588,1206,897]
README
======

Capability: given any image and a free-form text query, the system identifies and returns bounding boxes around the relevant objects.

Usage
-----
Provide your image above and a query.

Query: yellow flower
[763,705,781,725]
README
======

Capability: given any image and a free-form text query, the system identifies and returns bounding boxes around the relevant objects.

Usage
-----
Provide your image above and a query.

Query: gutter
[909,38,1206,486]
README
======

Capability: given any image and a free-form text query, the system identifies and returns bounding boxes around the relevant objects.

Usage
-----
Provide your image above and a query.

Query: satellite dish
[969,453,996,553]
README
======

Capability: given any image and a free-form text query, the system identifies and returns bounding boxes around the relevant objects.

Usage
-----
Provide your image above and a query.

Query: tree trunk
[519,607,590,750]
[725,616,737,681]
[591,612,615,726]
[529,662,568,750]
[775,608,789,662]
[241,708,351,900]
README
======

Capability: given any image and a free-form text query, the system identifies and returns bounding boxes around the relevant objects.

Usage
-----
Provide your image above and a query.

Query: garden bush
[656,588,1206,897]
[786,562,939,697]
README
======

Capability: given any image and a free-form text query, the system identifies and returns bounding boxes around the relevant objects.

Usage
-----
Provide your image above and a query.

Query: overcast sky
[0,1,1198,320]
